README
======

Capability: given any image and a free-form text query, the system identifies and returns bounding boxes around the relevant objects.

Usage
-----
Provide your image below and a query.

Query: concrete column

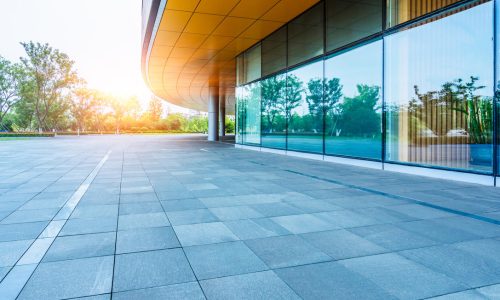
[208,87,219,141]
[219,95,226,137]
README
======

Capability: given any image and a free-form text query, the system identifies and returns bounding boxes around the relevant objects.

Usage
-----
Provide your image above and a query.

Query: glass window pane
[288,4,324,67]
[236,54,245,85]
[385,2,494,172]
[262,27,287,77]
[287,60,324,153]
[326,0,382,51]
[387,0,462,27]
[261,73,287,149]
[241,82,261,145]
[325,40,382,159]
[236,87,244,144]
[245,44,261,83]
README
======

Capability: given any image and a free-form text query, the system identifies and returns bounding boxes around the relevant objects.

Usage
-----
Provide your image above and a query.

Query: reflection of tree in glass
[411,76,492,144]
[285,74,304,130]
[321,78,343,136]
[261,76,286,133]
[340,85,380,137]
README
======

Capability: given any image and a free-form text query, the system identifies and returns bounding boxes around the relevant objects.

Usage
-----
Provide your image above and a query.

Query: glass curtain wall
[287,61,324,153]
[324,40,383,159]
[236,0,497,175]
[261,73,287,149]
[385,1,494,172]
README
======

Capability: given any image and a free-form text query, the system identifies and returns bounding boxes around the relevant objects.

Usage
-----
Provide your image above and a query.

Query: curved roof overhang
[142,0,320,113]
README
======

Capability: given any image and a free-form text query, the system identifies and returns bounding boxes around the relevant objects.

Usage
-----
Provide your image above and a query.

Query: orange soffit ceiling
[145,0,320,112]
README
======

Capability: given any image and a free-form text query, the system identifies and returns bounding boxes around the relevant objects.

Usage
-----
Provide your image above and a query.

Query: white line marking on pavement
[0,150,112,299]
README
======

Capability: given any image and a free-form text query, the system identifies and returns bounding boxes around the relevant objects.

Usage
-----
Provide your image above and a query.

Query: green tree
[147,96,163,122]
[20,42,78,132]
[0,56,25,127]
[70,86,98,133]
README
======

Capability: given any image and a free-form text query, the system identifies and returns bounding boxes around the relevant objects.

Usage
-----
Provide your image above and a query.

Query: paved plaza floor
[1,134,500,299]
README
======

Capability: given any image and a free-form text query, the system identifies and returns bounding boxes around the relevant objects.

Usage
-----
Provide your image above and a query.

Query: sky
[0,0,191,113]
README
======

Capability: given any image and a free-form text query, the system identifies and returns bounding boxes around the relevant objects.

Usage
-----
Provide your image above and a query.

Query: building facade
[142,0,500,186]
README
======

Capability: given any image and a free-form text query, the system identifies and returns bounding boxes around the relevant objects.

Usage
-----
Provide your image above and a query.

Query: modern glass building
[142,0,500,186]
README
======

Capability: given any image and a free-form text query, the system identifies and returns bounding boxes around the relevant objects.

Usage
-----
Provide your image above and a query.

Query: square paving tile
[167,209,219,225]
[174,222,239,246]
[185,183,218,191]
[209,206,263,221]
[271,214,338,234]
[224,219,290,240]
[112,282,205,300]
[200,271,300,300]
[250,203,302,217]
[116,226,179,254]
[340,253,465,299]
[0,239,33,267]
[59,218,116,236]
[18,256,114,300]
[349,224,439,251]
[245,235,331,269]
[301,229,386,260]
[119,192,157,203]
[113,249,196,292]
[1,208,58,224]
[43,232,115,262]
[185,241,268,279]
[118,212,169,230]
[119,202,164,215]
[0,222,48,242]
[275,261,395,299]
[400,244,500,288]
[160,199,206,212]
[71,205,118,219]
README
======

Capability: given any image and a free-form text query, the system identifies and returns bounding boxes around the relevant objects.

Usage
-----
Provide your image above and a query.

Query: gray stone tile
[0,239,33,267]
[71,295,111,300]
[340,253,465,299]
[301,229,387,260]
[116,226,179,254]
[275,261,396,299]
[0,222,48,242]
[245,235,331,269]
[18,256,114,300]
[119,202,163,215]
[167,209,219,225]
[250,202,302,217]
[43,232,115,262]
[285,199,341,213]
[1,208,58,224]
[71,205,118,219]
[186,183,218,191]
[209,206,263,221]
[113,249,196,292]
[118,212,169,230]
[119,192,157,203]
[200,271,300,300]
[400,244,500,288]
[271,214,338,234]
[174,222,239,246]
[112,282,205,300]
[314,209,381,228]
[397,219,481,243]
[0,266,10,281]
[161,199,206,212]
[224,219,290,240]
[349,224,439,251]
[60,218,116,236]
[430,290,486,299]
[476,284,500,299]
[185,241,268,279]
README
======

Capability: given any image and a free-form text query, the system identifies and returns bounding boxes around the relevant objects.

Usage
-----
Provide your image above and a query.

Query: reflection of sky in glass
[325,40,382,99]
[385,2,493,105]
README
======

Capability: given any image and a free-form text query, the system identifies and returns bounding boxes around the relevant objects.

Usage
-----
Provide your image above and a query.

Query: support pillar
[208,87,219,141]
[219,95,226,137]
